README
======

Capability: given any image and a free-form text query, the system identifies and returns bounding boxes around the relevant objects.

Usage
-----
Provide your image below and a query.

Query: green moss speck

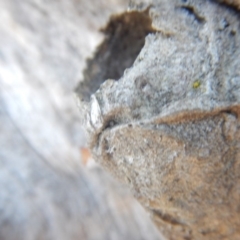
[193,80,201,89]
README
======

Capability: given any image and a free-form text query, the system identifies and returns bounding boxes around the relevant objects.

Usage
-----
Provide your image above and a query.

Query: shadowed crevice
[76,9,158,101]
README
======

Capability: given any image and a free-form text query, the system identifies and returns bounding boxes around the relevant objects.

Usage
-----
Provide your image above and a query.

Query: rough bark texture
[219,0,240,9]
[77,0,240,239]
[0,0,163,239]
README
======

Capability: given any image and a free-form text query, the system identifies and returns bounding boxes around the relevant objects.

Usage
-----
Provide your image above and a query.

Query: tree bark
[77,0,240,239]
[0,0,163,239]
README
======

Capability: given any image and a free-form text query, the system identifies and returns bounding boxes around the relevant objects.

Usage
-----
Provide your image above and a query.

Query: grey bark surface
[77,0,240,239]
[0,0,163,239]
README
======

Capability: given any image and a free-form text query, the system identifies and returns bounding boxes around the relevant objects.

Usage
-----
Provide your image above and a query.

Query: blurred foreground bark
[0,0,163,239]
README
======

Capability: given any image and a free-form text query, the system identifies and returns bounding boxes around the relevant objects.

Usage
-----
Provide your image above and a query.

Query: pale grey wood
[0,0,163,239]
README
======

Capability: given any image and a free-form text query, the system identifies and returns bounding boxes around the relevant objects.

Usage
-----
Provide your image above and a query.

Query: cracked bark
[77,0,240,239]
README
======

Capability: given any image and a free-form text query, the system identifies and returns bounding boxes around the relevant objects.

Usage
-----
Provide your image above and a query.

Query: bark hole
[76,9,157,101]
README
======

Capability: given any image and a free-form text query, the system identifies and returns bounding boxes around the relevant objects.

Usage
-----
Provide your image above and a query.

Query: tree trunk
[77,0,240,239]
[0,0,163,239]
